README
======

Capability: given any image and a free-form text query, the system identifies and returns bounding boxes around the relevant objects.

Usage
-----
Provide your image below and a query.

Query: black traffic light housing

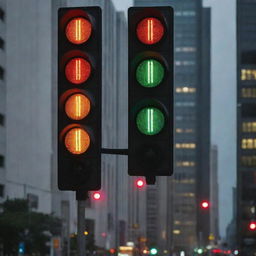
[128,7,174,177]
[58,7,102,191]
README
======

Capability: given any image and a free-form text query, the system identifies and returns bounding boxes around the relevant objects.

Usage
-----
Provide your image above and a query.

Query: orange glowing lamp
[136,17,164,45]
[65,17,92,44]
[64,127,90,154]
[65,94,91,120]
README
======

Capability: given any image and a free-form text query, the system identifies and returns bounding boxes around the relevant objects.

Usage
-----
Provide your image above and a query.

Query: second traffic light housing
[128,7,174,177]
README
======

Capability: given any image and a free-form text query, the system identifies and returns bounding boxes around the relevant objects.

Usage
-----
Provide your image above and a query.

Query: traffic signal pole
[76,191,88,256]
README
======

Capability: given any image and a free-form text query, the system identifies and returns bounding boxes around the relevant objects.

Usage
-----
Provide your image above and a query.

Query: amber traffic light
[58,7,102,191]
[128,7,174,177]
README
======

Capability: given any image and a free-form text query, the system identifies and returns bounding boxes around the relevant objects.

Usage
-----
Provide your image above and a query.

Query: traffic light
[136,178,145,188]
[150,248,158,255]
[58,7,102,191]
[200,200,210,209]
[92,192,101,201]
[128,7,174,177]
[249,221,256,231]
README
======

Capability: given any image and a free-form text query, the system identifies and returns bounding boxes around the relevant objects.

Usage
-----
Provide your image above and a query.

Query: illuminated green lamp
[150,248,158,255]
[136,107,165,135]
[136,59,164,88]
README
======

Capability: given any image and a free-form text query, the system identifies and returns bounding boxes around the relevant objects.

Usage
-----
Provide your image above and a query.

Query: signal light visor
[136,59,164,88]
[64,127,90,154]
[65,93,91,120]
[65,58,91,84]
[136,107,165,135]
[65,17,92,44]
[136,17,164,45]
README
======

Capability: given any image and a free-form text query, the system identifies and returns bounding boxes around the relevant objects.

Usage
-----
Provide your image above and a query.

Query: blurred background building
[237,0,256,255]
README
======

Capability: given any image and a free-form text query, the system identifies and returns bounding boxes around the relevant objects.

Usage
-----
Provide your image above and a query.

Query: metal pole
[76,191,88,256]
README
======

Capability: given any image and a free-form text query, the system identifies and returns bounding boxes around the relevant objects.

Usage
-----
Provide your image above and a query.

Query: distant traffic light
[128,7,174,178]
[150,248,158,255]
[136,178,145,188]
[92,192,101,201]
[249,221,256,231]
[58,7,102,191]
[200,200,210,209]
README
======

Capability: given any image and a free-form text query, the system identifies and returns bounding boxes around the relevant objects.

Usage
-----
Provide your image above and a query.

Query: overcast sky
[112,0,237,237]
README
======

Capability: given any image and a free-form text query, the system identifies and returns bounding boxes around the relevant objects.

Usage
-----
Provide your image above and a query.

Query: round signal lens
[250,222,256,230]
[64,128,90,154]
[136,59,164,88]
[136,107,165,135]
[65,94,91,120]
[93,192,101,200]
[65,17,92,44]
[136,17,164,45]
[65,58,91,84]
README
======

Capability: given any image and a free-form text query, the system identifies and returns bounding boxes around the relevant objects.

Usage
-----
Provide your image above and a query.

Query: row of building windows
[176,143,196,149]
[241,138,256,149]
[241,156,256,167]
[175,61,195,66]
[175,47,196,53]
[242,122,256,132]
[173,179,195,184]
[176,161,195,167]
[176,128,194,134]
[175,11,196,17]
[176,87,196,93]
[241,88,256,98]
[241,69,256,81]
[175,102,195,107]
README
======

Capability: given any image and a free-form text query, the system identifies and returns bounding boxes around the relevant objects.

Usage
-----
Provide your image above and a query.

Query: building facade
[237,0,256,255]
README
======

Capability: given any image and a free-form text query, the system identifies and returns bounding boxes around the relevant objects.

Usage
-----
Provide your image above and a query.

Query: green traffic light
[136,59,164,88]
[150,248,158,255]
[136,107,165,135]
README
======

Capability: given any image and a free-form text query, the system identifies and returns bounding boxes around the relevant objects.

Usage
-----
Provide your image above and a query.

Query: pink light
[136,179,145,188]
[93,192,101,200]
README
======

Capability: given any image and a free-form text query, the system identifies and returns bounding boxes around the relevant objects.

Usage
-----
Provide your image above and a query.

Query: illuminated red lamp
[65,57,91,84]
[109,249,116,254]
[66,17,92,44]
[136,179,145,188]
[136,17,164,45]
[249,221,256,231]
[201,200,209,209]
[212,249,222,254]
[93,192,101,200]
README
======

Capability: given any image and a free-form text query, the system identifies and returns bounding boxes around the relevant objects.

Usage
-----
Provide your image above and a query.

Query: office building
[237,0,256,255]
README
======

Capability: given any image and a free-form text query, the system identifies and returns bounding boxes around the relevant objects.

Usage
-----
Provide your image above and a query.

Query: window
[175,61,195,66]
[176,161,195,167]
[176,87,196,93]
[176,128,194,134]
[0,184,4,197]
[0,114,4,126]
[241,138,256,149]
[241,69,256,81]
[242,88,256,98]
[0,66,4,80]
[0,8,4,21]
[241,156,256,167]
[0,37,4,50]
[27,193,38,209]
[176,143,196,149]
[242,122,256,132]
[0,155,4,167]
[175,47,196,52]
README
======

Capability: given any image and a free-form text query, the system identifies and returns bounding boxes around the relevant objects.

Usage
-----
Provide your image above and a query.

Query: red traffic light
[201,200,209,209]
[136,179,145,188]
[65,57,92,85]
[92,192,101,200]
[136,17,164,45]
[249,221,256,230]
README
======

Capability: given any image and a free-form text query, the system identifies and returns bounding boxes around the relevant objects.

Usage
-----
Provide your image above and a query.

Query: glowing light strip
[150,109,154,133]
[75,20,79,41]
[78,19,81,41]
[147,19,151,42]
[147,109,151,133]
[147,61,150,84]
[150,60,153,84]
[150,19,153,43]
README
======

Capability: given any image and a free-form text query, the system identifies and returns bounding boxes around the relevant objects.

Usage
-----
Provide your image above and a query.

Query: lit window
[242,122,256,132]
[175,61,195,66]
[178,193,195,197]
[241,138,256,149]
[241,69,256,81]
[241,156,256,167]
[176,87,196,93]
[176,161,195,167]
[175,143,196,149]
[241,88,256,98]
[173,230,181,235]
[175,47,196,52]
